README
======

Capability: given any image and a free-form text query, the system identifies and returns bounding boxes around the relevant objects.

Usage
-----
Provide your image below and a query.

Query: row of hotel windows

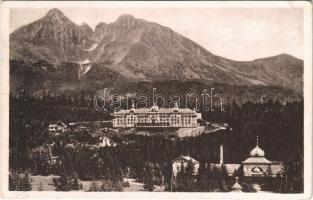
[114,114,197,125]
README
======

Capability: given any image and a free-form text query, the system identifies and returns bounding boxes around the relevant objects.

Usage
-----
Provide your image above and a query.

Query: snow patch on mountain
[78,59,92,79]
[83,43,98,52]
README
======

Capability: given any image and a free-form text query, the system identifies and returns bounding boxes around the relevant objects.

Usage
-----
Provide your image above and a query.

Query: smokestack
[220,145,224,164]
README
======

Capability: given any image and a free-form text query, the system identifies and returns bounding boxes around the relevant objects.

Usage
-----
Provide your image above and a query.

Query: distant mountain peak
[254,53,301,63]
[117,14,136,20]
[45,8,65,17]
[80,22,93,32]
[95,22,108,28]
[115,14,142,24]
[10,11,304,92]
[275,53,300,60]
[81,22,89,27]
[44,8,70,23]
[93,22,109,42]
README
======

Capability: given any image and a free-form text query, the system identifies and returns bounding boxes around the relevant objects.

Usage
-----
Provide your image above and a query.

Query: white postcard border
[0,1,312,199]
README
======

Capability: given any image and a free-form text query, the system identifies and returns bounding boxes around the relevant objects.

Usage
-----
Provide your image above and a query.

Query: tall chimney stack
[220,145,224,164]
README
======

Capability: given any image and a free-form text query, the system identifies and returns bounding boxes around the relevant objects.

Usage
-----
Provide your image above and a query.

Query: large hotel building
[112,103,202,128]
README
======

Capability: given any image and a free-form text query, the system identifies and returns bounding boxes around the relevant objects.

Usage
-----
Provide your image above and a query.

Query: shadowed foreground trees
[9,171,32,191]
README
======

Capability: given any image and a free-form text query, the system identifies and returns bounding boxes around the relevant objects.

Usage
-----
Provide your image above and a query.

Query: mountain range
[10,8,303,96]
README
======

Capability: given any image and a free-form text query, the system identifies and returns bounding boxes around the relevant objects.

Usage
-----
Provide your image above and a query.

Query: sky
[10,7,303,61]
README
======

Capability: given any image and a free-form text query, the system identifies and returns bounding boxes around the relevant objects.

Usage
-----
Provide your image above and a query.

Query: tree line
[9,94,303,192]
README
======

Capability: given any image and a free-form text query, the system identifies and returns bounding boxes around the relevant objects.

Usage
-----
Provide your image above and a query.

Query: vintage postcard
[0,1,312,199]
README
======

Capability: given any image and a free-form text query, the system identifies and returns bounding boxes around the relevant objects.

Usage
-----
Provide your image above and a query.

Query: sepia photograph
[0,1,312,199]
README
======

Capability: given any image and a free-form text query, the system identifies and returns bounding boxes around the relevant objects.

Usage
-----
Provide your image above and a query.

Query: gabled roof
[48,124,58,128]
[172,156,199,164]
[56,121,67,127]
[231,177,243,192]
[231,182,243,190]
[49,121,67,127]
[114,108,196,115]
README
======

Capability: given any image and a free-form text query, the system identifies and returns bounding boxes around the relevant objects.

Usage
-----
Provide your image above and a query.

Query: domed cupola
[130,100,135,112]
[249,136,265,157]
[173,102,179,112]
[150,103,159,112]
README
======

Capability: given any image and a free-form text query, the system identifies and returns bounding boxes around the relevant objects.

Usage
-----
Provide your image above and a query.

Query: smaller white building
[230,177,243,192]
[48,121,67,134]
[210,139,283,178]
[172,156,200,177]
[242,137,283,177]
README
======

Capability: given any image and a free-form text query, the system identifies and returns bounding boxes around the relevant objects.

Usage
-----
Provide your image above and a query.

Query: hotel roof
[172,156,200,164]
[114,108,196,114]
[113,104,197,115]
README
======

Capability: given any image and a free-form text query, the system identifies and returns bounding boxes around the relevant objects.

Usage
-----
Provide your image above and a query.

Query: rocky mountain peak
[93,22,108,42]
[44,8,69,23]
[95,22,108,28]
[9,9,304,92]
[80,22,94,37]
[116,14,137,22]
[114,14,144,28]
[81,22,91,28]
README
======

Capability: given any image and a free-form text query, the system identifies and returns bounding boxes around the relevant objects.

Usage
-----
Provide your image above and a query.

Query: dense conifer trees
[9,94,303,192]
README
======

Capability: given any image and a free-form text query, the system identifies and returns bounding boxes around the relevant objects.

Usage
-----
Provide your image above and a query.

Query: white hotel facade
[112,103,201,128]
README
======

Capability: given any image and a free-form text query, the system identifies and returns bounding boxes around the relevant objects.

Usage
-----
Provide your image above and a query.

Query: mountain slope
[89,14,303,91]
[9,9,303,92]
[10,8,94,64]
[231,54,303,92]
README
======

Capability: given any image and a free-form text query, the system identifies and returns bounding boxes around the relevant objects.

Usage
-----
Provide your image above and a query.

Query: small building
[172,156,200,177]
[209,140,283,178]
[48,121,67,133]
[230,177,243,192]
[242,137,283,177]
[99,136,117,147]
[49,156,60,165]
[112,102,201,128]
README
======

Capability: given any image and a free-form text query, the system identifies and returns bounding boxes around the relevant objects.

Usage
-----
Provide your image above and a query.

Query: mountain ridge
[10,8,303,92]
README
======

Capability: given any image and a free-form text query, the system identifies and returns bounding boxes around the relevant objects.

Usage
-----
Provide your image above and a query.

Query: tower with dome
[242,136,283,177]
